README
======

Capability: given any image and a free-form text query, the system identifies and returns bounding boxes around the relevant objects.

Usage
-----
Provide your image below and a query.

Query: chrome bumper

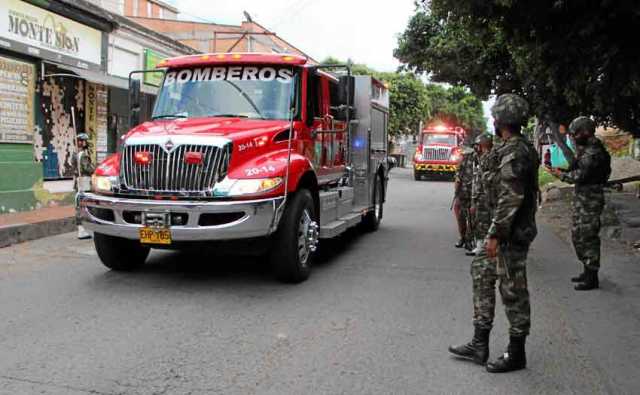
[78,192,283,241]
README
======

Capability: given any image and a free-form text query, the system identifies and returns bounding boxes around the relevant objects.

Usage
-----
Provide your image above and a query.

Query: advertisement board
[0,0,103,70]
[143,49,165,86]
[0,55,35,144]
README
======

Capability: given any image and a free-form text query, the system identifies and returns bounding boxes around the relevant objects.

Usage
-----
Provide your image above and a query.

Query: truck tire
[362,175,384,232]
[414,171,421,181]
[94,233,150,271]
[270,189,318,283]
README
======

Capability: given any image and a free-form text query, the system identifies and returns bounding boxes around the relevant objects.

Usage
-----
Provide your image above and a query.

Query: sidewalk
[0,205,75,248]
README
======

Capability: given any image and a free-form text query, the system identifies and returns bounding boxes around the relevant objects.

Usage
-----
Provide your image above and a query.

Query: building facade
[0,0,195,214]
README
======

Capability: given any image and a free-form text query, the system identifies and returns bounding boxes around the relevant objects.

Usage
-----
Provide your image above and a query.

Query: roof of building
[129,16,317,63]
[54,0,198,55]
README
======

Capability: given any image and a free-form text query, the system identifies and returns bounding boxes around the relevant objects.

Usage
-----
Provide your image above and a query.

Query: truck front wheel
[270,189,318,283]
[94,233,150,271]
[362,175,384,231]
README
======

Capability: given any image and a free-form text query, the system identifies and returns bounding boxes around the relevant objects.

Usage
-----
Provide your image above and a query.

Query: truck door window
[306,73,321,124]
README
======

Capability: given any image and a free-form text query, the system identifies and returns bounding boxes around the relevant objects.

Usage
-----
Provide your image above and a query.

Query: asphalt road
[1,168,639,395]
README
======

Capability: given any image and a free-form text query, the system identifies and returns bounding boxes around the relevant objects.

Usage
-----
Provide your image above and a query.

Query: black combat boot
[571,266,586,283]
[486,336,526,373]
[455,239,465,248]
[575,270,599,291]
[448,327,490,365]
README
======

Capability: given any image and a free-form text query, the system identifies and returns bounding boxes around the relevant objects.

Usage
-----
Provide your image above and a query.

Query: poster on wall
[96,86,108,163]
[0,55,35,144]
[85,82,109,163]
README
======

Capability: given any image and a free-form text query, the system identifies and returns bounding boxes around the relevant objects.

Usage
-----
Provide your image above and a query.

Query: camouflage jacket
[471,153,487,212]
[560,136,611,188]
[472,149,499,214]
[71,149,95,178]
[483,144,502,213]
[455,150,475,202]
[487,135,539,245]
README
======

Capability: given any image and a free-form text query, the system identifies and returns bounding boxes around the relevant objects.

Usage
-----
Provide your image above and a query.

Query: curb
[0,217,76,248]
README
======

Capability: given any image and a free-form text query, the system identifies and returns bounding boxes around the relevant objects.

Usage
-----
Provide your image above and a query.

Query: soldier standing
[448,133,500,365]
[468,134,495,255]
[72,133,95,239]
[450,94,539,373]
[546,116,611,290]
[453,145,475,250]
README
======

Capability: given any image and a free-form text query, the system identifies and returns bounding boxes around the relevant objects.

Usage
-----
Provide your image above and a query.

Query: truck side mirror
[129,79,141,128]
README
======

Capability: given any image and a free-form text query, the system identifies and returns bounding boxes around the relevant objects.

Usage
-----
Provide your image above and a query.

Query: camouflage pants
[572,187,604,271]
[471,243,531,337]
[473,211,491,243]
[454,198,472,242]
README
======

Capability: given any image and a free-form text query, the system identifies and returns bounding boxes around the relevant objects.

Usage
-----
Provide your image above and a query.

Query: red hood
[125,117,291,142]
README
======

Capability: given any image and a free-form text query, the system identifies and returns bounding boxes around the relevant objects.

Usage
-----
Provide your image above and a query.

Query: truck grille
[121,143,231,194]
[423,147,451,161]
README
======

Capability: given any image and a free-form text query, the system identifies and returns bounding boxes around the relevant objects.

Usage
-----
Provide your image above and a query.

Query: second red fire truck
[413,124,465,180]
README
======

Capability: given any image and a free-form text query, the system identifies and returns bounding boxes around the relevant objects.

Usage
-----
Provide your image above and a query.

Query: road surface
[1,168,639,394]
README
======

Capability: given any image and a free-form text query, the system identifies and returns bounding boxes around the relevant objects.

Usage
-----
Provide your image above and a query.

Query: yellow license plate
[139,227,172,245]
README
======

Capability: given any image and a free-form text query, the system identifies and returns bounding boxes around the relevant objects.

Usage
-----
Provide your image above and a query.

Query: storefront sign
[85,82,108,162]
[0,55,35,144]
[0,0,103,70]
[143,49,165,87]
[96,84,108,162]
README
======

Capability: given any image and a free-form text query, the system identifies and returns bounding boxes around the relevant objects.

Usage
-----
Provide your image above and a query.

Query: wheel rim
[297,209,319,267]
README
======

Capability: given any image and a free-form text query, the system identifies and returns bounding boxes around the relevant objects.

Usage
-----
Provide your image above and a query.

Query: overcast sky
[168,0,416,71]
[168,0,494,128]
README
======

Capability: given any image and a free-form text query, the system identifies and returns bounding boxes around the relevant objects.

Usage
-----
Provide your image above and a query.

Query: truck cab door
[307,73,340,184]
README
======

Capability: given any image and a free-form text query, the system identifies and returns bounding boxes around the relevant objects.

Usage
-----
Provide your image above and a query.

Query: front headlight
[91,175,118,194]
[213,177,283,197]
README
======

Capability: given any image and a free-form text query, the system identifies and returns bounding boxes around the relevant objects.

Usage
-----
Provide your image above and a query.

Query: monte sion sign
[0,0,103,71]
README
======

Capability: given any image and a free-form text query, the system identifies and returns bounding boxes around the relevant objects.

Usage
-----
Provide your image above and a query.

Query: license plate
[139,227,172,245]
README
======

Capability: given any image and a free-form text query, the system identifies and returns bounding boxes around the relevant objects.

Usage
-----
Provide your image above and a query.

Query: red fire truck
[78,53,390,283]
[413,124,465,180]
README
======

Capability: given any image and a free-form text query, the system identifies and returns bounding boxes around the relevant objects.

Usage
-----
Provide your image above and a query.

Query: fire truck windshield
[153,66,299,121]
[422,133,457,145]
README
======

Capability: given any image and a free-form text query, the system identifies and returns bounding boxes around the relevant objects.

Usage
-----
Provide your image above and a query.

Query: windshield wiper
[152,113,188,120]
[208,113,250,118]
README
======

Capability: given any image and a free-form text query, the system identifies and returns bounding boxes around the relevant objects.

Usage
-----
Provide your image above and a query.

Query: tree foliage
[321,57,486,136]
[395,0,640,137]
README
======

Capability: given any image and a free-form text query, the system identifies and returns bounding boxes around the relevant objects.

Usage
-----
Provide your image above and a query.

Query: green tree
[395,0,640,141]
[320,57,486,136]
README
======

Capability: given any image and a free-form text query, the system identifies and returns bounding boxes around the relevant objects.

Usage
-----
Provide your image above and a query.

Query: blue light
[354,137,365,149]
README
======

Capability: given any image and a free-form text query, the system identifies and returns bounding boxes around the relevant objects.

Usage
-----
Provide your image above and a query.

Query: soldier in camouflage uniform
[547,116,611,290]
[453,145,475,250]
[72,133,95,240]
[449,94,539,373]
[469,134,494,255]
[449,134,500,365]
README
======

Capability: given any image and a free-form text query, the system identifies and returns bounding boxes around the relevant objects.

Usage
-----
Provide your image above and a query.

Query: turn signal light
[184,151,204,165]
[134,151,152,165]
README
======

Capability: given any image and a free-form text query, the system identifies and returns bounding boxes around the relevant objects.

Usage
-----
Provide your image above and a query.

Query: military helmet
[491,94,530,126]
[474,133,493,146]
[77,133,90,141]
[568,116,596,135]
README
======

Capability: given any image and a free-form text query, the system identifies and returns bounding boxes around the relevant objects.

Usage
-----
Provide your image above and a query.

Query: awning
[64,65,129,90]
[42,62,128,90]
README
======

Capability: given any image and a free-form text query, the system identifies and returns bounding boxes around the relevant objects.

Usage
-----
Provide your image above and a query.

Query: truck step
[319,220,346,239]
[319,212,362,239]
